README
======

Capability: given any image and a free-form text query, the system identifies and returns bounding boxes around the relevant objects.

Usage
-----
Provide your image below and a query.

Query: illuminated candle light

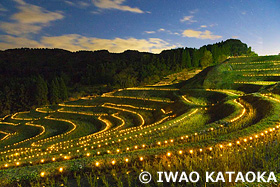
[40,172,45,177]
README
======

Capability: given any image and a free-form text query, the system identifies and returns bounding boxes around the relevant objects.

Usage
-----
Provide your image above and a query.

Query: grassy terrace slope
[1,56,280,186]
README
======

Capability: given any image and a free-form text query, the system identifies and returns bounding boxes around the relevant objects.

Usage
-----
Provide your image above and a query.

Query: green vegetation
[2,42,280,187]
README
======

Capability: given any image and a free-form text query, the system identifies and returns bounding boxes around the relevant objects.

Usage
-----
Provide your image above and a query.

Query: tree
[59,77,68,101]
[49,79,59,104]
[181,49,191,68]
[181,49,187,68]
[200,50,213,68]
[35,76,48,106]
[192,49,200,67]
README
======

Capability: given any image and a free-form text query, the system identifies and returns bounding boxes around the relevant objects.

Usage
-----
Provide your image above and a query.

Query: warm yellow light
[134,146,138,149]
[219,145,223,148]
[209,147,212,151]
[125,158,129,162]
[59,167,63,172]
[255,135,258,138]
[16,162,20,166]
[142,144,145,148]
[236,141,240,145]
[4,164,8,167]
[199,149,203,152]
[140,157,144,161]
[178,150,183,154]
[228,143,232,147]
[244,139,247,142]
[40,172,45,177]
[97,151,100,155]
[95,162,100,167]
[167,152,171,157]
[157,142,161,145]
[116,149,120,153]
[189,150,193,154]
[41,159,44,163]
[112,160,116,165]
[126,147,129,151]
[86,153,90,157]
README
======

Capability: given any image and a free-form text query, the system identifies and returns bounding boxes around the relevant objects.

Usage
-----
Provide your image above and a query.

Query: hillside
[0,39,255,117]
[181,55,280,94]
[0,55,280,186]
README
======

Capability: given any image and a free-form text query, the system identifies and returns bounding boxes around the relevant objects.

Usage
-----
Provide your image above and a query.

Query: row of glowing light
[46,112,171,152]
[32,102,155,150]
[4,124,280,178]
[0,96,247,164]
[234,81,278,85]
[1,101,222,161]
[1,100,156,151]
[2,92,248,158]
[0,131,16,141]
[40,98,247,160]
[27,94,166,147]
[2,108,202,163]
[243,73,280,77]
[11,123,46,147]
[11,111,39,121]
[182,95,208,106]
[124,87,179,91]
[99,94,175,103]
[31,116,77,147]
[230,100,246,123]
[33,103,162,151]
[230,60,280,65]
[0,97,243,160]
[35,107,55,113]
[57,108,107,116]
[1,108,192,162]
[2,92,278,169]
[234,68,280,72]
[205,89,243,96]
[101,103,145,127]
[0,97,251,167]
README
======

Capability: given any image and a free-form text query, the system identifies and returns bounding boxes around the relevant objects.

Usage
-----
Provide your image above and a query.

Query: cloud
[189,9,198,14]
[64,1,90,8]
[0,3,7,12]
[200,25,207,28]
[0,0,64,36]
[232,36,239,39]
[0,34,177,53]
[41,35,176,53]
[180,15,197,23]
[144,31,156,34]
[92,0,144,13]
[0,22,42,35]
[0,35,43,49]
[158,28,165,32]
[182,29,222,40]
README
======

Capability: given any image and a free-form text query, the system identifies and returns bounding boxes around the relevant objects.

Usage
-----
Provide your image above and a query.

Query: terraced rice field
[0,57,280,186]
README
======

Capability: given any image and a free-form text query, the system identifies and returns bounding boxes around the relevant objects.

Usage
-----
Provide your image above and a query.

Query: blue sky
[0,0,279,55]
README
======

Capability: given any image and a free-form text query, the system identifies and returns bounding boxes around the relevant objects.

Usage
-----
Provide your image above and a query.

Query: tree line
[0,39,256,116]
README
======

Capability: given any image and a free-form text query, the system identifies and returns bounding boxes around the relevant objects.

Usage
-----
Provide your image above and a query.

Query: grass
[1,56,280,186]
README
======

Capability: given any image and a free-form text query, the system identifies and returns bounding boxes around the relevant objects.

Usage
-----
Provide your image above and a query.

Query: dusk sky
[0,0,279,55]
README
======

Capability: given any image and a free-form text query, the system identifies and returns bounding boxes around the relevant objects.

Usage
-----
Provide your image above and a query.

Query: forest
[0,39,256,116]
